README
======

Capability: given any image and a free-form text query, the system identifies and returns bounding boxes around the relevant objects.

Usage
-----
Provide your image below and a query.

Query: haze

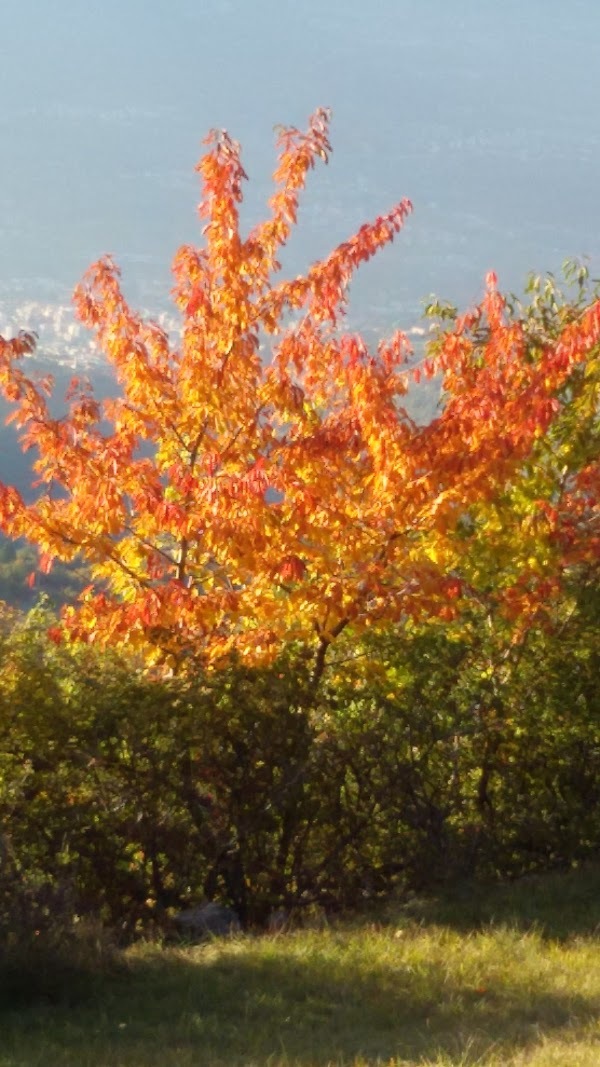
[0,0,599,357]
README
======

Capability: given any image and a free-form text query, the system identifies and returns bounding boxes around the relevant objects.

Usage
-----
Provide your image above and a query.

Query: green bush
[0,592,599,945]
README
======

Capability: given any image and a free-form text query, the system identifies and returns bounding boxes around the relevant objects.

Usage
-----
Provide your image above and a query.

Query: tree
[422,264,600,635]
[0,110,598,676]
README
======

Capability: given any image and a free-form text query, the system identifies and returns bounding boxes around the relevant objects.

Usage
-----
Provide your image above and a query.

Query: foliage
[423,262,600,635]
[0,589,598,934]
[0,537,88,610]
[0,114,598,676]
[0,113,599,1008]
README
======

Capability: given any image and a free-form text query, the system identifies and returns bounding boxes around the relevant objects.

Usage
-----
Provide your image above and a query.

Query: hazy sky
[1,0,599,351]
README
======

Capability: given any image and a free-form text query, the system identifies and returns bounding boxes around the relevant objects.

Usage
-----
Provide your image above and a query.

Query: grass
[2,864,600,1066]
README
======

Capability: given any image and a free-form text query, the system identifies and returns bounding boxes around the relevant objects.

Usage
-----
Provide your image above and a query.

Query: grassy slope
[2,865,600,1067]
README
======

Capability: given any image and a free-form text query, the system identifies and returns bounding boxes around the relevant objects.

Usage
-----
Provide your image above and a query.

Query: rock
[267,908,290,933]
[173,902,241,940]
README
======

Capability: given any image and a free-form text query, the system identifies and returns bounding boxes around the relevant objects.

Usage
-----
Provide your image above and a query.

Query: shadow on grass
[390,862,600,942]
[3,933,599,1067]
[3,867,600,1065]
[0,923,123,1012]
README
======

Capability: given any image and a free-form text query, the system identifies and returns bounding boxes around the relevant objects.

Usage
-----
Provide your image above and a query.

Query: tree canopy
[0,110,598,675]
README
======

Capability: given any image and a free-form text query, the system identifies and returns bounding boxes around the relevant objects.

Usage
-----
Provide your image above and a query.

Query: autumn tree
[422,264,600,636]
[0,109,598,677]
